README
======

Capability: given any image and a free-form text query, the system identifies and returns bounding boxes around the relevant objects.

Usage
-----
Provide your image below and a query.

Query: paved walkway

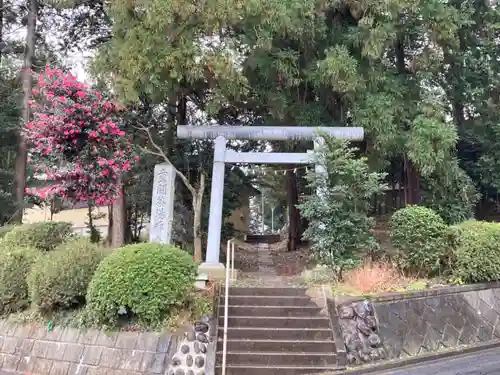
[373,347,500,375]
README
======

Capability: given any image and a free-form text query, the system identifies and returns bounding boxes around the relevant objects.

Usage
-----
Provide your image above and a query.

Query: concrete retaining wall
[0,322,176,375]
[334,282,500,367]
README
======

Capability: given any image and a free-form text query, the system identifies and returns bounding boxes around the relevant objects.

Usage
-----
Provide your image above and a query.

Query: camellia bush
[25,65,138,206]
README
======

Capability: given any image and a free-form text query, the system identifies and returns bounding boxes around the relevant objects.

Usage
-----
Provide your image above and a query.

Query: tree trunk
[0,0,3,63]
[111,183,126,247]
[192,173,205,261]
[87,200,94,229]
[107,204,113,247]
[286,170,300,251]
[404,157,421,205]
[13,0,37,223]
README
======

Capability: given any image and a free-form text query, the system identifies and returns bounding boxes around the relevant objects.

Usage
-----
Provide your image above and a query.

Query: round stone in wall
[196,333,208,343]
[356,320,372,336]
[175,369,185,375]
[196,371,205,375]
[195,356,205,368]
[199,343,207,353]
[181,344,190,354]
[339,306,354,319]
[186,355,194,367]
[365,315,377,329]
[186,370,194,375]
[354,302,369,319]
[172,357,182,366]
[368,333,381,347]
[195,322,209,333]
[187,328,196,342]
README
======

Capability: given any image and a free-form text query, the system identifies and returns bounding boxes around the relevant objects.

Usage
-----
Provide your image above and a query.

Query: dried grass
[343,262,406,294]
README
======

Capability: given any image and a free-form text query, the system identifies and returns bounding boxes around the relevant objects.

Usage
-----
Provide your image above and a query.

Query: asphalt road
[374,347,500,375]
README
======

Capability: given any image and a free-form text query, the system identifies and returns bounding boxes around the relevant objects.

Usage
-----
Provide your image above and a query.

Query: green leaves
[450,221,500,284]
[390,206,449,276]
[298,136,386,277]
[85,243,197,327]
[315,46,361,93]
[27,238,104,312]
[407,114,457,177]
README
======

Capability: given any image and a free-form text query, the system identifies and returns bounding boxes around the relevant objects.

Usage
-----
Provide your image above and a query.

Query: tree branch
[135,124,197,196]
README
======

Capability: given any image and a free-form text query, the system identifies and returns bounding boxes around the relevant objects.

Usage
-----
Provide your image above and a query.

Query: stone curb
[343,340,500,374]
[334,281,500,306]
[323,285,347,367]
[205,283,221,375]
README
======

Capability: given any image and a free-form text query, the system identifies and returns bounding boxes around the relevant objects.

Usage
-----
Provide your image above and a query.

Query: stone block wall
[335,282,500,366]
[0,321,176,375]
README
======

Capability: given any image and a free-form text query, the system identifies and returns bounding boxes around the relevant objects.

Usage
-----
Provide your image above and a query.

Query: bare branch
[135,124,196,196]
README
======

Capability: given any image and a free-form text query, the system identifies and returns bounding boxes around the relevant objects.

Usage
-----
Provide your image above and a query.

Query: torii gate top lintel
[177,125,364,141]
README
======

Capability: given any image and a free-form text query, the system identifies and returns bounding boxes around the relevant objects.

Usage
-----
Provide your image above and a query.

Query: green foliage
[0,225,15,238]
[0,247,38,314]
[86,243,197,326]
[2,222,74,251]
[0,64,20,225]
[298,136,386,277]
[422,162,479,224]
[449,220,500,284]
[389,206,449,276]
[27,238,104,312]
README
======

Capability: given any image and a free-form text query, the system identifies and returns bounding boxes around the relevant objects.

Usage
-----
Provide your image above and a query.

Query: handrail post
[222,240,231,375]
[231,241,235,280]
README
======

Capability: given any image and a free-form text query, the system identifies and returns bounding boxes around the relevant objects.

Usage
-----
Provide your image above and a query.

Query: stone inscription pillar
[149,163,176,244]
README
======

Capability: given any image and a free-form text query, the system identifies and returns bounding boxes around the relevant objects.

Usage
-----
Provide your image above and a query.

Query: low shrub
[0,247,38,314]
[0,225,15,238]
[449,220,500,284]
[2,221,74,251]
[86,243,197,327]
[389,206,448,276]
[27,238,104,312]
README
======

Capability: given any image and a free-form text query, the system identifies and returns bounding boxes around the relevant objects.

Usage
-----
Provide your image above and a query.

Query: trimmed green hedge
[28,238,104,312]
[449,220,500,283]
[0,247,38,314]
[2,222,74,251]
[86,243,197,326]
[0,225,15,239]
[390,205,449,276]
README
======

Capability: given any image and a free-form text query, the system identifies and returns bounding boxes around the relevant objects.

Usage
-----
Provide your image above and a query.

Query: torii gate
[176,125,364,276]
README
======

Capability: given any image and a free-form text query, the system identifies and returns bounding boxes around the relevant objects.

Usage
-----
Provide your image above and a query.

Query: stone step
[216,352,338,367]
[221,287,307,296]
[222,295,317,306]
[218,316,331,329]
[245,234,281,243]
[219,305,326,317]
[215,365,343,375]
[219,327,333,341]
[218,339,336,353]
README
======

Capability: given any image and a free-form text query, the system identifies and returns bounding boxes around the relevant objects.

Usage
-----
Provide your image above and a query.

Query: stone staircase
[215,287,344,375]
[245,234,281,244]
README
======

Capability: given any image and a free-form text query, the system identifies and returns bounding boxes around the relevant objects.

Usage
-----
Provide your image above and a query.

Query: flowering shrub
[25,65,138,205]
